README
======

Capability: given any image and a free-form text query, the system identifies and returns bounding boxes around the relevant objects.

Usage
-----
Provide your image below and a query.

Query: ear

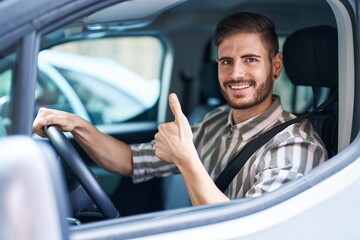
[273,52,283,79]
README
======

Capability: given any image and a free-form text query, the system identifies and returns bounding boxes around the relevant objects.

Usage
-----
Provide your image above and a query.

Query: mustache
[223,79,256,88]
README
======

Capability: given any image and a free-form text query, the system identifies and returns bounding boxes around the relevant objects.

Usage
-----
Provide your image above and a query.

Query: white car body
[0,0,359,239]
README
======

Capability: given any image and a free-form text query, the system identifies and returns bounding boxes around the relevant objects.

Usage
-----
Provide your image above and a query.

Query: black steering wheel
[44,125,120,219]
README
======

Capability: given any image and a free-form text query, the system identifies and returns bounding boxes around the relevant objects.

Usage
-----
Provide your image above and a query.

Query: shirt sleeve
[244,124,328,198]
[130,140,178,184]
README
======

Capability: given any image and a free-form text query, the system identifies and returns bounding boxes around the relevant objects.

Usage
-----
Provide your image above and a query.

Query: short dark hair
[214,12,279,59]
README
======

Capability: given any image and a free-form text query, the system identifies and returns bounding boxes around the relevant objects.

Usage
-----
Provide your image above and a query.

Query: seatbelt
[214,93,337,193]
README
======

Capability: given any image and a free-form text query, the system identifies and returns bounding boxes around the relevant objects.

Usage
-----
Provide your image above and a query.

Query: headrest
[200,61,222,99]
[283,25,338,88]
[200,40,225,104]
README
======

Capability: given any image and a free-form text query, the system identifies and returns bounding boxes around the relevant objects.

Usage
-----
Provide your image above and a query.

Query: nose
[229,61,246,80]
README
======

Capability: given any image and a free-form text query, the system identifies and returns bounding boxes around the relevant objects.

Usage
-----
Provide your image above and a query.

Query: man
[33,12,327,206]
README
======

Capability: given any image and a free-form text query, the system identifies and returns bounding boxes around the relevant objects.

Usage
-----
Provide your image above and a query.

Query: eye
[219,59,232,66]
[244,57,258,63]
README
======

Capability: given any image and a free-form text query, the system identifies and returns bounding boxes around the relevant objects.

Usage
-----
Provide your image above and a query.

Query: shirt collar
[227,96,284,141]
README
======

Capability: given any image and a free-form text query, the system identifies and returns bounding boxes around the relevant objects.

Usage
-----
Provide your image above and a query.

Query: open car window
[37,37,163,126]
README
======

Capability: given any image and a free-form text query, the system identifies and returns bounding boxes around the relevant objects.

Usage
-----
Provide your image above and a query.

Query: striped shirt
[131,96,327,199]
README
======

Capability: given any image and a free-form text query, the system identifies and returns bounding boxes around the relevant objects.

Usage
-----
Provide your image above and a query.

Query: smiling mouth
[224,80,255,92]
[229,84,252,90]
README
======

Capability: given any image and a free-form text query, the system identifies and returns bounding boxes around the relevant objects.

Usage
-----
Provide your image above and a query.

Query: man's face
[217,32,281,110]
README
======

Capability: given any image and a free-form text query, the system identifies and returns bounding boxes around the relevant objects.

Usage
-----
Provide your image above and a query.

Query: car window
[36,68,74,113]
[0,52,16,136]
[37,37,163,125]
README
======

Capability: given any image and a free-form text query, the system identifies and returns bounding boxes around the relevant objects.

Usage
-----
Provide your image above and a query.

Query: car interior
[0,0,357,237]
[54,0,341,217]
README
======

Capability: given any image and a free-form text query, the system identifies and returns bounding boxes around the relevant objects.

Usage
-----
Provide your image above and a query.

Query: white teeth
[230,84,251,89]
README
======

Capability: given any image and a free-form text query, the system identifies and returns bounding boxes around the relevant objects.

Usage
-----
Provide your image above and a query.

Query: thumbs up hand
[155,93,230,205]
[155,93,198,165]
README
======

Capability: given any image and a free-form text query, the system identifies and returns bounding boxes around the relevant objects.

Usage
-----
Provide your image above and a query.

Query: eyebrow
[216,56,231,62]
[217,54,262,61]
[241,54,261,59]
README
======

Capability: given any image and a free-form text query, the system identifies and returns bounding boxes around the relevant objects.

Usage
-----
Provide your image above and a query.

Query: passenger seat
[283,25,338,157]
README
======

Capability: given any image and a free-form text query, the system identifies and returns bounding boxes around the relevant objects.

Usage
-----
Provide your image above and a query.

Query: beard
[220,73,274,110]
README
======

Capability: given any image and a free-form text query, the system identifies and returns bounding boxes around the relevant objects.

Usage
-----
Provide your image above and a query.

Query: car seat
[188,40,226,124]
[283,25,338,157]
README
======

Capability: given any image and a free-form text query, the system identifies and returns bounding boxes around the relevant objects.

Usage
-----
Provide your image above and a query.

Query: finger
[33,108,50,137]
[154,132,159,141]
[32,118,48,138]
[42,115,69,128]
[168,93,185,122]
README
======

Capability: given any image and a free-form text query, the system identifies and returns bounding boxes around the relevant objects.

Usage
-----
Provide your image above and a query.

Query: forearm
[177,155,229,206]
[71,116,133,175]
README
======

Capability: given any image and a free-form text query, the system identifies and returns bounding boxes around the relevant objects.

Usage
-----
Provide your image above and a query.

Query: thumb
[169,93,185,122]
